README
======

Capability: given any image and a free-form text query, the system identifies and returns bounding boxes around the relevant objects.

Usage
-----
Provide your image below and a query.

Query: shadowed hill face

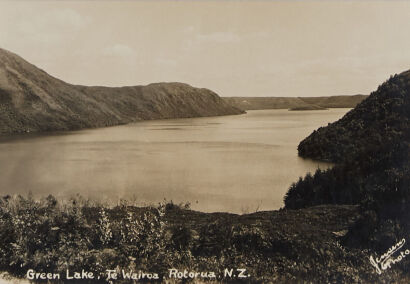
[0,48,244,134]
[297,71,410,162]
[285,71,410,233]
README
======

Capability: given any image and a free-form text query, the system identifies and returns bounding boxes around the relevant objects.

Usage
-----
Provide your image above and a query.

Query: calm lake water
[0,109,350,213]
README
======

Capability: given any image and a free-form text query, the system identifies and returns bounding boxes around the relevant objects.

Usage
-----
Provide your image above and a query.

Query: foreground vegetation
[1,195,408,283]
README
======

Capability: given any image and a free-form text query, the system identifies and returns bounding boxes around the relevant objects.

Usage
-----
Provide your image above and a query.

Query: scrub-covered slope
[298,72,410,162]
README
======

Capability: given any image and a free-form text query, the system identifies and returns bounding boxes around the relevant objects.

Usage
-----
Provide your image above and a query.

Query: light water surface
[0,109,350,213]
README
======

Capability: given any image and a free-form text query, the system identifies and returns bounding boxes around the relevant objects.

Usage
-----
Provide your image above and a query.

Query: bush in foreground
[0,195,408,283]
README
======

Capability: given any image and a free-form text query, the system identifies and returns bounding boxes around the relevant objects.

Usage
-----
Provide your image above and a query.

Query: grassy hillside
[0,48,243,134]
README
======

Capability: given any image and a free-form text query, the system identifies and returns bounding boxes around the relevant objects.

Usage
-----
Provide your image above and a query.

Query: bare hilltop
[0,48,243,134]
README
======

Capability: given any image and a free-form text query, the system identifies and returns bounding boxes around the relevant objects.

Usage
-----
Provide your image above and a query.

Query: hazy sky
[1,1,410,97]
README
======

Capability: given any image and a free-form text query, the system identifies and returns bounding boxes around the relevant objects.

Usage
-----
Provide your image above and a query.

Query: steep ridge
[0,48,243,134]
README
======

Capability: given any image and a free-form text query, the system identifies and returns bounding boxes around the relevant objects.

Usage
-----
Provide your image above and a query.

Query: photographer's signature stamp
[369,238,409,274]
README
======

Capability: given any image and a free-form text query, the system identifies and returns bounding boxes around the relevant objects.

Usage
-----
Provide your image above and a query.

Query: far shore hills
[223,94,367,111]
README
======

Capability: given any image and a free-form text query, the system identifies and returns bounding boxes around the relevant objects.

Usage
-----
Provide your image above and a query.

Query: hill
[223,95,367,111]
[0,48,243,134]
[285,71,410,253]
[298,73,410,162]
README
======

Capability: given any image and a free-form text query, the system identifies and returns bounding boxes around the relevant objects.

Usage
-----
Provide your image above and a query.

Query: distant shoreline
[223,95,367,110]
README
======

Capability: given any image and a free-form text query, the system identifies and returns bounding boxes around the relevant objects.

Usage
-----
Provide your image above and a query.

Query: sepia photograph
[0,0,409,283]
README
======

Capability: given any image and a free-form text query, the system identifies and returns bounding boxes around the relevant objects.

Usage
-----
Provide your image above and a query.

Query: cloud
[182,26,195,34]
[49,8,88,29]
[155,58,177,67]
[182,31,241,51]
[17,8,88,39]
[196,32,241,43]
[101,44,137,59]
[20,8,87,29]
[181,31,268,52]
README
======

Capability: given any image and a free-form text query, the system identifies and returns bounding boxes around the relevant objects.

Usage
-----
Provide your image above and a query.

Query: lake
[0,109,350,213]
